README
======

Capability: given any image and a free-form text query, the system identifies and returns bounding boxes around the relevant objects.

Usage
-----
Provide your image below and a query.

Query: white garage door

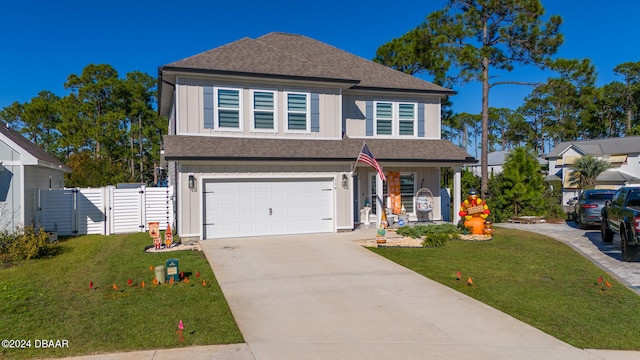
[203,178,334,239]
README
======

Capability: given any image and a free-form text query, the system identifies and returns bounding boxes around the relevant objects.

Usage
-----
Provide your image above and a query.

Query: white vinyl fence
[35,186,174,236]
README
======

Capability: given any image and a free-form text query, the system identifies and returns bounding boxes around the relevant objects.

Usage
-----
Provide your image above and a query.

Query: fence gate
[108,187,145,234]
[37,186,174,236]
[38,189,75,236]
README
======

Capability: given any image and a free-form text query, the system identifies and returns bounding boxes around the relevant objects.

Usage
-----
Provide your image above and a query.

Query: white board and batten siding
[37,186,174,236]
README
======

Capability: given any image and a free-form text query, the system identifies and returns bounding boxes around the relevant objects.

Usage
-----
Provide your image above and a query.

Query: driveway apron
[200,231,600,360]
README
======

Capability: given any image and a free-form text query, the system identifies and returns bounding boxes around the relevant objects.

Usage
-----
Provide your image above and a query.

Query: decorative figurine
[459,188,491,235]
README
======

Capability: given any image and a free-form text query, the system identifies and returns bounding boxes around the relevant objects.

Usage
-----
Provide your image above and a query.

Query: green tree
[120,71,164,184]
[596,82,626,137]
[518,93,552,157]
[445,112,480,153]
[613,61,640,135]
[499,109,532,151]
[64,64,126,159]
[568,155,611,190]
[519,58,597,153]
[376,0,562,197]
[374,27,448,79]
[0,91,63,160]
[499,147,545,217]
[0,64,164,187]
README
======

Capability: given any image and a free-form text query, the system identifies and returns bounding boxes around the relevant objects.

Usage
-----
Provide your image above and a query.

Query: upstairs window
[286,92,309,132]
[369,101,418,137]
[398,103,416,136]
[252,90,276,130]
[375,102,393,135]
[216,88,241,129]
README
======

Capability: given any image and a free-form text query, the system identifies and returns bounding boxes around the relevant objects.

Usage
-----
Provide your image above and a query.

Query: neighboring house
[0,123,71,232]
[547,136,640,206]
[468,150,548,177]
[158,32,475,240]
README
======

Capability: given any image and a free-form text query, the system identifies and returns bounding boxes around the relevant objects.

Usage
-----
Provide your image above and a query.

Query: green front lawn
[370,227,640,350]
[0,233,243,359]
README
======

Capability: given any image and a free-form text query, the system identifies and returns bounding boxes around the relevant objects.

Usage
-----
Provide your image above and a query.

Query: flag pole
[350,140,366,174]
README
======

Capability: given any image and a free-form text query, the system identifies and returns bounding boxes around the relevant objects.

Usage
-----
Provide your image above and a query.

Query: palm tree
[569,156,611,190]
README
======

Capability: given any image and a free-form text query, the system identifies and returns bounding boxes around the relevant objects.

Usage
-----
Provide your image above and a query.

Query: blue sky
[2,0,639,118]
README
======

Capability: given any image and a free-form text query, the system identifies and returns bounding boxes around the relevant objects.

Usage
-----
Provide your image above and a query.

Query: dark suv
[570,189,617,229]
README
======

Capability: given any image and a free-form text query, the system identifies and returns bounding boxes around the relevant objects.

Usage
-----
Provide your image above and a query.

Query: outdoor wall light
[342,174,349,189]
[188,175,196,190]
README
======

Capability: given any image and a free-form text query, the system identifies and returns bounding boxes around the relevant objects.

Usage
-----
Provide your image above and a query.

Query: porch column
[453,166,461,224]
[376,173,384,228]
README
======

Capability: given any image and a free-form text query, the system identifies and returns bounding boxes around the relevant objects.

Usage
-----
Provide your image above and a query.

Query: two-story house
[159,33,475,240]
[547,136,640,206]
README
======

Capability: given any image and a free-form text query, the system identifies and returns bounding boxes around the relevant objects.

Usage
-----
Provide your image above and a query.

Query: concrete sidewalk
[56,228,640,360]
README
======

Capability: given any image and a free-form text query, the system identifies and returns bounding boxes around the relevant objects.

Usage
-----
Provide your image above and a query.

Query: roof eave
[165,155,476,164]
[351,85,456,96]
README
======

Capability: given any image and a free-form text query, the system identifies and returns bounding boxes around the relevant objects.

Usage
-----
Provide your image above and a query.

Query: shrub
[0,226,50,263]
[397,224,460,247]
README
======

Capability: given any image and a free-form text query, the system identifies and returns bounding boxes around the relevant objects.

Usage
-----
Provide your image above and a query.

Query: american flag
[357,143,386,182]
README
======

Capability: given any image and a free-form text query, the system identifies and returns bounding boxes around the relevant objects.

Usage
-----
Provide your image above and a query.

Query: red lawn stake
[456,271,461,280]
[89,281,93,289]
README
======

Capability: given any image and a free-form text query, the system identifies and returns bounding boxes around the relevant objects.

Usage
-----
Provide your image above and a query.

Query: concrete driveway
[200,230,633,360]
[498,221,640,294]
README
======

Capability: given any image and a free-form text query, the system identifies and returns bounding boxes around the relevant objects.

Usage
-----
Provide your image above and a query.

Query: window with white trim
[373,101,417,137]
[286,92,309,132]
[375,102,393,135]
[252,90,276,131]
[215,88,241,129]
[398,103,416,136]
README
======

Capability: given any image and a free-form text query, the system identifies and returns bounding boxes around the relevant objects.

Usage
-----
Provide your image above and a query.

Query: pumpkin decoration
[141,280,145,288]
[112,284,118,290]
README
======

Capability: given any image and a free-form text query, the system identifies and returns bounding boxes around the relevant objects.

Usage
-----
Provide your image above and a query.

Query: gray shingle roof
[0,123,71,172]
[163,135,475,164]
[597,170,640,183]
[162,32,454,94]
[547,136,640,158]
